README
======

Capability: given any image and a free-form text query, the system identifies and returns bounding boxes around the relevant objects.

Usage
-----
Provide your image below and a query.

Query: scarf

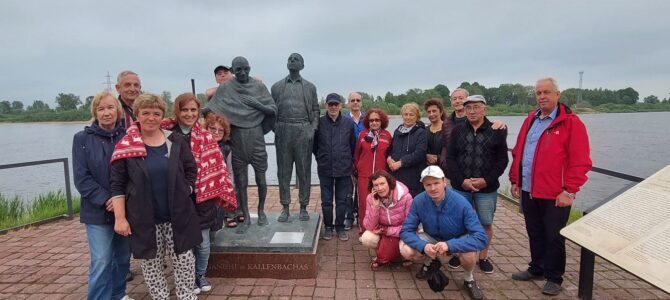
[365,129,380,151]
[397,123,415,134]
[110,121,147,163]
[160,119,237,211]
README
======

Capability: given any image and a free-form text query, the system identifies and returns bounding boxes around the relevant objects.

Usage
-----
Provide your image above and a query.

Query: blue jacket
[389,121,428,196]
[400,188,488,253]
[72,122,125,224]
[313,112,356,177]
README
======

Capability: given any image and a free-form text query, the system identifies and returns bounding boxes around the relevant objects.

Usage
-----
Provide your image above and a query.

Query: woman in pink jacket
[361,170,414,270]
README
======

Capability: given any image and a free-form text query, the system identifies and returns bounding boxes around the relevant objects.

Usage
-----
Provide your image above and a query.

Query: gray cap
[463,95,486,105]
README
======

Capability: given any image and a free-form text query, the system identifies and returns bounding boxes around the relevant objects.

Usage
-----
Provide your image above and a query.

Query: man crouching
[400,166,488,300]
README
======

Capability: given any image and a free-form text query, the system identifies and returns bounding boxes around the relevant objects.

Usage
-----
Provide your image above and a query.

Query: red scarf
[111,121,237,212]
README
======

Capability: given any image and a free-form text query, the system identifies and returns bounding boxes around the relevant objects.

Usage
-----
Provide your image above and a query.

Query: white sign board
[561,165,670,293]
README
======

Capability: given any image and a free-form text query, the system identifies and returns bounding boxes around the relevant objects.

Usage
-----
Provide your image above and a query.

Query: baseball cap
[420,166,446,182]
[463,95,487,105]
[326,93,343,104]
[214,65,230,74]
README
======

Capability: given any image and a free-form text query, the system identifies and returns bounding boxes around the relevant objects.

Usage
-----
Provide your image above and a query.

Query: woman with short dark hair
[360,170,413,270]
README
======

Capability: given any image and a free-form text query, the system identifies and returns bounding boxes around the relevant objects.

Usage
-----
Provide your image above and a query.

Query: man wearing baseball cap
[400,166,488,300]
[314,93,356,241]
[446,95,508,275]
[205,65,233,101]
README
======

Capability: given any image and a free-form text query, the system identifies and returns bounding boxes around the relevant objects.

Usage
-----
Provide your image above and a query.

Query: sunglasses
[369,118,381,123]
[350,99,361,103]
[327,102,340,107]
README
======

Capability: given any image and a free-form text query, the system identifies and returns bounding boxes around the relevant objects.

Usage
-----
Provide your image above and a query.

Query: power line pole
[577,71,584,105]
[103,71,113,92]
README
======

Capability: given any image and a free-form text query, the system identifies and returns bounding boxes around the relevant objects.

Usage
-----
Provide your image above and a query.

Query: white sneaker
[120,296,135,300]
[193,286,201,295]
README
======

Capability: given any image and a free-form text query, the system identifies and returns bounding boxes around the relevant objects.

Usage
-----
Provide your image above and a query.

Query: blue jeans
[194,228,211,276]
[85,224,131,300]
[452,189,498,225]
[319,175,352,232]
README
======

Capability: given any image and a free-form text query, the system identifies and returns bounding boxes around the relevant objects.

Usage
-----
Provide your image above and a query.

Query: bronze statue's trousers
[230,126,268,219]
[275,121,313,207]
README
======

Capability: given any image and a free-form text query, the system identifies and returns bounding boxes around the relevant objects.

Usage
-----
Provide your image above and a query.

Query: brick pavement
[0,186,668,299]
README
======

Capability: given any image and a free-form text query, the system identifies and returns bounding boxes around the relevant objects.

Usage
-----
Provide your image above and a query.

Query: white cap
[420,166,446,182]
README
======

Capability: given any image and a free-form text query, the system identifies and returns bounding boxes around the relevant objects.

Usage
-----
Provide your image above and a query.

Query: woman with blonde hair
[73,91,132,300]
[387,102,427,196]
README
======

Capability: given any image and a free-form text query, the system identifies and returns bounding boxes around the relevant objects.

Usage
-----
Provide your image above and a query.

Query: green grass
[0,191,80,230]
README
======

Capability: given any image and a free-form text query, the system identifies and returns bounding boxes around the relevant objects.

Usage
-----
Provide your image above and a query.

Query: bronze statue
[205,56,276,232]
[271,53,319,222]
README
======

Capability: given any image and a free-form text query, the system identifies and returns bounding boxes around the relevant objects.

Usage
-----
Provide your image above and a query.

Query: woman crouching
[361,170,414,270]
[110,93,201,300]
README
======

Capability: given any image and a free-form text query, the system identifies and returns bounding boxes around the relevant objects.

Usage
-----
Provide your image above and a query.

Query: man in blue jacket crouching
[400,166,488,300]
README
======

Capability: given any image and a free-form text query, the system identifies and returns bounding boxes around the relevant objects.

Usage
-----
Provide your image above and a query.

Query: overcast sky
[1,0,669,106]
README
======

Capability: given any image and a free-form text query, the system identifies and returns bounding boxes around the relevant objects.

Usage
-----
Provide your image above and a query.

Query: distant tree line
[1,84,669,122]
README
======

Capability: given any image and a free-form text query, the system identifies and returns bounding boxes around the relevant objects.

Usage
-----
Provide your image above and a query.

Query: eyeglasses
[369,119,381,123]
[465,105,485,112]
[327,102,340,107]
[208,127,225,134]
[350,99,361,103]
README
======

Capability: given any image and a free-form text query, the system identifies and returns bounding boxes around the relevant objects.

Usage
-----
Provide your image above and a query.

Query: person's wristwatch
[563,190,576,200]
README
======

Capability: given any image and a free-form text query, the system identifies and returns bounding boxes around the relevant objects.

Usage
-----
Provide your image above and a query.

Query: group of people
[323,78,591,299]
[73,71,237,300]
[73,56,592,300]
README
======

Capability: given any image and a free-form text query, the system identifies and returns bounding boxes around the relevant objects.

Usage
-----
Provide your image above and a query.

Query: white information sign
[561,165,670,292]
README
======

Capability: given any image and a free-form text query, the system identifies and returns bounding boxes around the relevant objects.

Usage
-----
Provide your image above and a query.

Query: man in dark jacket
[446,95,508,274]
[509,77,592,296]
[313,93,356,241]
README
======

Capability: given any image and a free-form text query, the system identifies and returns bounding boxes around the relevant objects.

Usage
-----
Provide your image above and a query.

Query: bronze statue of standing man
[271,53,319,222]
[206,56,277,232]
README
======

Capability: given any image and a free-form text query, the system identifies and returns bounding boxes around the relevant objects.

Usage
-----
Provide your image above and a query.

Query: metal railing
[0,158,74,234]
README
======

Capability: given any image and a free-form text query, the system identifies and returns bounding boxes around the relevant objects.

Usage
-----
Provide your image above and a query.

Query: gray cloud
[1,0,669,105]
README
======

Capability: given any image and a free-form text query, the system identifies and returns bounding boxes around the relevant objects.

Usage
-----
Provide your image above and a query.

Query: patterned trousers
[139,222,196,300]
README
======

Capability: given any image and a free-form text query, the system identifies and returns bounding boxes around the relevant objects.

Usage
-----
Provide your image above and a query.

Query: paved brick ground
[1,186,668,299]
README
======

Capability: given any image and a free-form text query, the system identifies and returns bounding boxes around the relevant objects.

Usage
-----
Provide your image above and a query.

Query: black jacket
[446,117,509,193]
[313,112,356,177]
[110,130,201,259]
[389,121,428,196]
[72,122,125,224]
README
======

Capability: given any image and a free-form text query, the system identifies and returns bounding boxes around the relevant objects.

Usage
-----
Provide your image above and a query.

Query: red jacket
[354,129,393,178]
[509,104,592,200]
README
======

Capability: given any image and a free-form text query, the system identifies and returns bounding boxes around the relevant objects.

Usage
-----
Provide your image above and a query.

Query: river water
[1,112,668,211]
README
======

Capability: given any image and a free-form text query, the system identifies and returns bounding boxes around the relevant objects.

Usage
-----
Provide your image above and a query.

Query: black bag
[426,259,449,292]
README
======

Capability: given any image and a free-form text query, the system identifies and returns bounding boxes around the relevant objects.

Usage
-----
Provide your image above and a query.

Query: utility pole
[577,71,584,105]
[103,71,113,92]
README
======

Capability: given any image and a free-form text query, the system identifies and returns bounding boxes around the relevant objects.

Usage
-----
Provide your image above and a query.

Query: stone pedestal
[207,212,321,279]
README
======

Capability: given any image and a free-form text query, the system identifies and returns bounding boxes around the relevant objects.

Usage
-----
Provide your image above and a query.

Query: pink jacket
[363,181,414,238]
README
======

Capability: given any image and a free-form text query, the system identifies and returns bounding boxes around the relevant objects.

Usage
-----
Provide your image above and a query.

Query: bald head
[232,56,251,84]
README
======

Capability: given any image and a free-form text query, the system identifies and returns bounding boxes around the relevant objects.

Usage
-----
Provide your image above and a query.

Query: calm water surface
[1,112,668,211]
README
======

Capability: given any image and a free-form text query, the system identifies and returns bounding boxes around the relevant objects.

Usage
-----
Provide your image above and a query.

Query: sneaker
[511,270,543,281]
[196,275,212,293]
[338,231,349,241]
[415,264,429,280]
[322,228,333,240]
[542,281,561,296]
[478,258,494,274]
[120,296,135,300]
[447,255,461,269]
[193,286,201,295]
[344,219,353,231]
[464,280,483,300]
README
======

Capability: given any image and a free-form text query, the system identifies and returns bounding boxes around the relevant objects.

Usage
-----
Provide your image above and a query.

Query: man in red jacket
[509,77,592,296]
